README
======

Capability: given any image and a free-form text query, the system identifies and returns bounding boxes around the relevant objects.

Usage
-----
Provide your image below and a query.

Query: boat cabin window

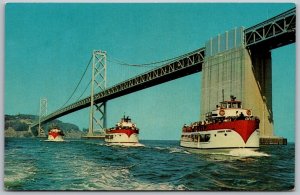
[221,102,241,108]
[200,134,211,142]
[221,103,227,108]
[231,102,241,108]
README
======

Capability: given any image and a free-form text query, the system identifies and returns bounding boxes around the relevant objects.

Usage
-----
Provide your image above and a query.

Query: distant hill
[5,114,84,139]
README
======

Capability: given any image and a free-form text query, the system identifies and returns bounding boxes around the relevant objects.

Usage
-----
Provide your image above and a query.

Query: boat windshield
[221,102,241,108]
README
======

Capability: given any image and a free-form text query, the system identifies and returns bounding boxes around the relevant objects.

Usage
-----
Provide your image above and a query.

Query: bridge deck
[245,7,295,49]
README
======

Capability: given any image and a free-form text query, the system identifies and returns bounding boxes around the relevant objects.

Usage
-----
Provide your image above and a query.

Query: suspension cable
[107,48,201,67]
[108,56,164,67]
[76,79,91,101]
[60,55,92,108]
[63,48,202,104]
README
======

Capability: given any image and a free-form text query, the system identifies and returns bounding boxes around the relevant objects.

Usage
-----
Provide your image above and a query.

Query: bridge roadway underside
[41,61,203,124]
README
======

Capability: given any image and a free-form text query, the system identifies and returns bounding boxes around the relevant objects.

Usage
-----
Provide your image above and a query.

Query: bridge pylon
[87,50,107,138]
[37,98,47,137]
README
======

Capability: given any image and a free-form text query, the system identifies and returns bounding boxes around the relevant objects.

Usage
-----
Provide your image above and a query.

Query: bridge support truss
[88,50,107,137]
[37,98,47,137]
[245,7,295,49]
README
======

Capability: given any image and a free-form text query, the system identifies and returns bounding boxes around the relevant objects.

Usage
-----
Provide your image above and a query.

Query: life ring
[246,109,251,116]
[219,109,225,116]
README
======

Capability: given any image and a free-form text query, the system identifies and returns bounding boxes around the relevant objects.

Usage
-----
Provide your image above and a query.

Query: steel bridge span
[31,7,295,128]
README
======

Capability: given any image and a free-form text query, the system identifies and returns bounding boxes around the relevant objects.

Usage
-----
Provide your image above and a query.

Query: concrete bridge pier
[247,48,273,137]
[201,27,286,144]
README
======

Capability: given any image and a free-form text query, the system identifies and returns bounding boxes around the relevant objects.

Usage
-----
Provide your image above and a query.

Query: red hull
[206,120,259,143]
[48,132,64,139]
[106,129,139,138]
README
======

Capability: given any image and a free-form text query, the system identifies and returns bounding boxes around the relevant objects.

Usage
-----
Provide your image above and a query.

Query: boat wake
[153,146,191,155]
[43,140,68,142]
[212,148,270,157]
[66,159,185,190]
[105,143,145,147]
[229,148,270,157]
[169,147,191,154]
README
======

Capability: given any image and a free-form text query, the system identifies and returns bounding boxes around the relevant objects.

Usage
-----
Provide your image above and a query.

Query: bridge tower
[201,27,274,138]
[37,98,47,137]
[87,50,107,137]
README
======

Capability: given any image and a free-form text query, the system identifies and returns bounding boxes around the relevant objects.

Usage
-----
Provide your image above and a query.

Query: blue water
[4,138,295,191]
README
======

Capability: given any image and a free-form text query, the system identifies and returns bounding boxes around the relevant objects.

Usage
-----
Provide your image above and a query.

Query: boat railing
[182,116,260,132]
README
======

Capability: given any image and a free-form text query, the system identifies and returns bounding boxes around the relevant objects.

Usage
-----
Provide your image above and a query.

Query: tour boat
[105,116,143,147]
[180,95,260,151]
[47,127,65,141]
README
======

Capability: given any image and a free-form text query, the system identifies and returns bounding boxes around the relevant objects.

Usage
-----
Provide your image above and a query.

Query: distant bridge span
[34,48,205,126]
[31,7,295,128]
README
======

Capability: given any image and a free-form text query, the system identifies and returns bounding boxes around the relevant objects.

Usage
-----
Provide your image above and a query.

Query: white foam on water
[106,142,145,147]
[153,146,165,150]
[227,148,270,157]
[4,163,37,187]
[153,146,191,155]
[67,158,185,190]
[169,148,183,153]
[208,148,270,158]
[183,150,191,154]
[43,139,66,142]
[169,147,191,155]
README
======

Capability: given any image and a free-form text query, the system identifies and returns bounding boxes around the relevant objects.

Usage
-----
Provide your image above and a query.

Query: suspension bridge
[30,7,295,141]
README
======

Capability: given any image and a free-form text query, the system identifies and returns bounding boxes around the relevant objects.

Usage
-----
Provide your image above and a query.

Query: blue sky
[4,3,296,141]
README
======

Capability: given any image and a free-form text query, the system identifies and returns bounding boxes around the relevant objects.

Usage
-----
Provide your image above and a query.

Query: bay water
[4,138,295,191]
